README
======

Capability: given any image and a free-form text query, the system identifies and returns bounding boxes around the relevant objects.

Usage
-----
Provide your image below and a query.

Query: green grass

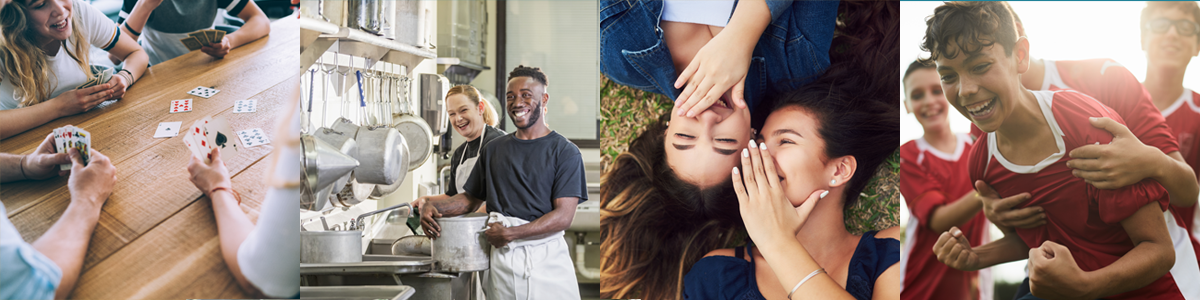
[599,75,899,234]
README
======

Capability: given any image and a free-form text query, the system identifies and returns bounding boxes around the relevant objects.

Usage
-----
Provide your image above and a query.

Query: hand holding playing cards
[200,36,232,59]
[67,147,115,209]
[53,83,111,116]
[187,147,232,199]
[23,133,72,180]
[104,73,130,100]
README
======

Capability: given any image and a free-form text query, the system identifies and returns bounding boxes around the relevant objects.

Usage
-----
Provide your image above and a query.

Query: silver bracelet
[787,268,825,300]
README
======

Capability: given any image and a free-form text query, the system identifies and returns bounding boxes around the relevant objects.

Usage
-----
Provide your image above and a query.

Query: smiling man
[419,65,587,300]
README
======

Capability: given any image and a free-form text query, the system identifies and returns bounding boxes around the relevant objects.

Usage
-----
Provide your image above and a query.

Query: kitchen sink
[300,286,415,300]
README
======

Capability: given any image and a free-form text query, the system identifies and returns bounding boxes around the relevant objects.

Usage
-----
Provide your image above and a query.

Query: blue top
[0,202,62,300]
[600,0,838,111]
[683,231,900,300]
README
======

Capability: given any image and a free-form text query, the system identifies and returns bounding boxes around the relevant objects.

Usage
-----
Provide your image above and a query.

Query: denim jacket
[600,0,837,111]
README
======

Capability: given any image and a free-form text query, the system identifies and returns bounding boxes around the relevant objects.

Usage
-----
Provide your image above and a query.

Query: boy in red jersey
[923,2,1182,299]
[900,60,1017,300]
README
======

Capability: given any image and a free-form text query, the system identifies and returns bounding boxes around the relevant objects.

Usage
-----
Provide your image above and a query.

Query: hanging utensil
[300,134,359,211]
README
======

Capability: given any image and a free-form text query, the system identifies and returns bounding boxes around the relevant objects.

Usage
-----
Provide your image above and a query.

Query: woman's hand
[732,140,825,246]
[51,83,112,116]
[187,147,233,198]
[104,73,130,100]
[673,31,753,117]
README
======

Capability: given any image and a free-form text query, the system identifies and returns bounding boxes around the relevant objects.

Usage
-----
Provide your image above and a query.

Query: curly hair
[919,1,1020,64]
[508,65,548,87]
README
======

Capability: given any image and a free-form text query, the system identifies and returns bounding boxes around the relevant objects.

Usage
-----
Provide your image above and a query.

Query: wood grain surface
[0,16,299,299]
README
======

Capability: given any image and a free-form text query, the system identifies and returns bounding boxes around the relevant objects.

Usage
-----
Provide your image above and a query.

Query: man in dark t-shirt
[421,65,585,300]
[117,0,271,64]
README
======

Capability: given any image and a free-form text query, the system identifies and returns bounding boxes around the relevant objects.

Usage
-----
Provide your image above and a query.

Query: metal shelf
[300,17,436,72]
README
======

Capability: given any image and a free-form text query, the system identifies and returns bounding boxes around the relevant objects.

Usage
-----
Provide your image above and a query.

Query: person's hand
[52,83,112,116]
[976,180,1044,230]
[483,222,511,248]
[731,140,825,246]
[186,147,232,198]
[66,148,116,210]
[22,133,72,180]
[1029,240,1093,300]
[200,36,233,59]
[1066,117,1160,190]
[932,226,980,271]
[672,32,752,117]
[411,196,432,210]
[103,72,130,100]
[420,202,443,238]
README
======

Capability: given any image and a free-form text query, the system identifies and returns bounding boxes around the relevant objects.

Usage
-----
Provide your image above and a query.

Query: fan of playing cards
[179,116,271,164]
[180,29,226,51]
[76,67,113,90]
[53,125,91,170]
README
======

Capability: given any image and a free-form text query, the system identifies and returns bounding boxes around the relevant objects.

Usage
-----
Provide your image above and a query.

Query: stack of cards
[76,68,113,90]
[182,116,240,164]
[52,125,90,170]
[179,29,226,51]
[188,86,220,98]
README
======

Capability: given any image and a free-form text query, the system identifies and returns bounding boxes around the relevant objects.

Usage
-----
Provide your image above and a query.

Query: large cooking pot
[313,127,358,198]
[336,178,374,207]
[370,132,410,198]
[431,213,490,272]
[301,135,359,211]
[301,230,362,263]
[354,125,405,185]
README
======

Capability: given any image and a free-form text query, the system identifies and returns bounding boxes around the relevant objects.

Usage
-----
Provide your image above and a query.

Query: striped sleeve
[76,0,120,51]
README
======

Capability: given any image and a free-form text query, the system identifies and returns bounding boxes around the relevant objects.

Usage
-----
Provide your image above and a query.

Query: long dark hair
[600,113,742,300]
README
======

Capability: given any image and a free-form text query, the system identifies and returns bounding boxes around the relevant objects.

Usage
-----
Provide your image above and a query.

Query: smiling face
[1143,7,1200,71]
[904,68,951,132]
[664,98,752,189]
[20,0,72,46]
[935,38,1028,133]
[447,93,486,141]
[761,107,833,206]
[505,76,547,130]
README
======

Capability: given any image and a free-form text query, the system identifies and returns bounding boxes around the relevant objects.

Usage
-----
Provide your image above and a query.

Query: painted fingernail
[732,167,739,174]
[759,142,766,150]
[742,148,749,157]
[819,190,829,199]
[749,140,757,148]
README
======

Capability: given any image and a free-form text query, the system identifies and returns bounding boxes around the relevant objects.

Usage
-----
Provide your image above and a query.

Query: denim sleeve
[0,204,62,300]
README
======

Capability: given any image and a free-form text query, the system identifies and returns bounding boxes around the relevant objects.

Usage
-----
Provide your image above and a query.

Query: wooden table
[0,16,299,299]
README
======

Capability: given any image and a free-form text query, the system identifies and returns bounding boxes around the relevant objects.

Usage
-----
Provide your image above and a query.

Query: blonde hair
[445,85,498,126]
[1,0,95,107]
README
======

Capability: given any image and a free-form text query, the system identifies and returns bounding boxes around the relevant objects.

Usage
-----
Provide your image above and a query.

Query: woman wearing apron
[413,85,503,212]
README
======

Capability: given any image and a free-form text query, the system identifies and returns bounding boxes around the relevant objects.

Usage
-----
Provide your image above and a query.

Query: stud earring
[830,179,837,185]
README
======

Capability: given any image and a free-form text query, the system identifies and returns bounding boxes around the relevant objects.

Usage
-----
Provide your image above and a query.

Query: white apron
[140,26,207,65]
[484,212,580,300]
[455,128,490,193]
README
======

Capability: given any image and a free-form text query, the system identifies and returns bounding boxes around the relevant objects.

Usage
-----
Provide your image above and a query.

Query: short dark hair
[920,1,1020,64]
[508,65,548,86]
[903,60,935,85]
[1140,1,1200,44]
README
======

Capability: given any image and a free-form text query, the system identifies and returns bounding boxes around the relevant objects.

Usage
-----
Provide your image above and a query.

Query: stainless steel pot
[371,132,411,197]
[419,73,449,136]
[313,127,358,198]
[301,231,363,263]
[431,213,490,272]
[354,125,405,185]
[301,134,359,211]
[393,114,432,172]
[336,178,374,207]
[391,235,432,255]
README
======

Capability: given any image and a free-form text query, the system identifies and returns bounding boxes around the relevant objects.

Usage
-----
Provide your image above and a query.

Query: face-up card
[233,100,256,113]
[170,99,192,113]
[187,86,219,98]
[54,126,90,170]
[188,31,209,45]
[236,128,269,147]
[206,116,240,159]
[185,117,212,163]
[154,121,182,138]
[180,36,203,51]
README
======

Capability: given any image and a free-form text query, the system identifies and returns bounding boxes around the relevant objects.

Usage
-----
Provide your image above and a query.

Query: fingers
[731,167,748,205]
[187,154,201,173]
[1067,145,1104,160]
[756,141,781,191]
[679,79,715,117]
[674,58,700,89]
[210,147,223,165]
[1088,117,1133,139]
[67,147,83,169]
[732,77,747,109]
[974,180,1000,199]
[740,145,759,199]
[1000,206,1046,229]
[996,192,1033,210]
[1064,156,1103,171]
[38,133,57,153]
[748,140,770,197]
[687,86,724,117]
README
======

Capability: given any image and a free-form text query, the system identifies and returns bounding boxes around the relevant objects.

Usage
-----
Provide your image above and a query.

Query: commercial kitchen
[297,1,602,299]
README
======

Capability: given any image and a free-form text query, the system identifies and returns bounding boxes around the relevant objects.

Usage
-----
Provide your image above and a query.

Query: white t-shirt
[0,0,119,110]
[661,0,735,27]
[236,104,300,298]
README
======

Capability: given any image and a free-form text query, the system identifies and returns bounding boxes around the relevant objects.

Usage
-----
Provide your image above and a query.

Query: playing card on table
[236,128,269,147]
[187,86,219,98]
[233,100,256,113]
[180,36,203,51]
[206,116,240,159]
[154,121,182,138]
[170,99,192,113]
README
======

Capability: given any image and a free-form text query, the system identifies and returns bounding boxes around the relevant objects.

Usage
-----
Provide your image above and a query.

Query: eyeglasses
[1145,18,1200,36]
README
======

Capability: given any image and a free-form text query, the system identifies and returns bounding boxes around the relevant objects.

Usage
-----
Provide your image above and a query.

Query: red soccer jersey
[969,90,1181,300]
[1161,88,1200,261]
[900,133,989,300]
[1042,59,1179,154]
